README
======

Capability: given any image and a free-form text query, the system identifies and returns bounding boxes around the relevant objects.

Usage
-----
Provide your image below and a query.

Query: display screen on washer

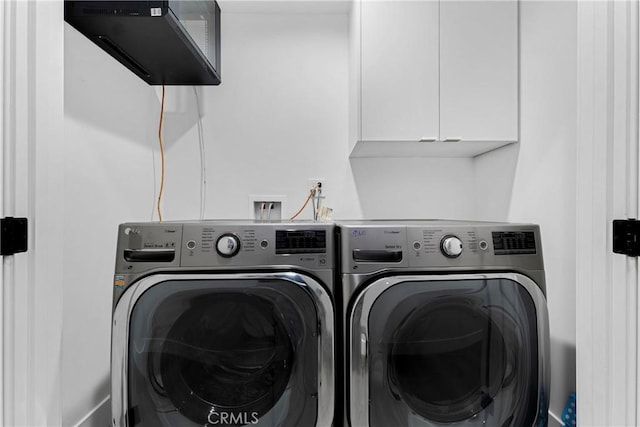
[364,279,539,426]
[127,279,319,426]
[492,231,537,255]
[275,230,326,254]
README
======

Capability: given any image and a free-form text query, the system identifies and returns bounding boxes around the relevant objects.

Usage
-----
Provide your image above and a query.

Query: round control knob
[216,234,241,258]
[441,235,463,258]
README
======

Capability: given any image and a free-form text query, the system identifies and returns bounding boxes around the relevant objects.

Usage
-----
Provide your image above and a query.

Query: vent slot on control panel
[124,248,175,262]
[353,249,403,263]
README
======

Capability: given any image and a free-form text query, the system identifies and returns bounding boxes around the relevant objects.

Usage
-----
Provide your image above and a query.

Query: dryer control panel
[338,220,543,274]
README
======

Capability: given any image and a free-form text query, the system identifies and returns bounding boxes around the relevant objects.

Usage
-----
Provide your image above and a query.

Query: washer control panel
[115,222,335,272]
[180,222,333,269]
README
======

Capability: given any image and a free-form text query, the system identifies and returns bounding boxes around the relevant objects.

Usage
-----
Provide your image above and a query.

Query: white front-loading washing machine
[111,221,336,427]
[338,220,550,427]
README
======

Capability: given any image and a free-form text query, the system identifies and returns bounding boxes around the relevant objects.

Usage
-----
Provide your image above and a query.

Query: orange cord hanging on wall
[290,183,319,221]
[157,84,166,222]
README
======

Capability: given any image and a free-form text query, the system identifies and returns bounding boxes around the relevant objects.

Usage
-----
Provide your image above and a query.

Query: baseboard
[74,396,110,427]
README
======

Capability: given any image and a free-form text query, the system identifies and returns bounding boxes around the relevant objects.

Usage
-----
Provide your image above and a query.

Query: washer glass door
[123,277,322,427]
[352,276,546,427]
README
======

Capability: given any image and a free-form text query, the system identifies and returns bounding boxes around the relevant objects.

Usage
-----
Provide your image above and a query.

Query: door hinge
[613,219,640,256]
[0,217,28,256]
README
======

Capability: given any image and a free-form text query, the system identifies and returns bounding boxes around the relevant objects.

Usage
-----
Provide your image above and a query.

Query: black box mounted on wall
[65,1,221,85]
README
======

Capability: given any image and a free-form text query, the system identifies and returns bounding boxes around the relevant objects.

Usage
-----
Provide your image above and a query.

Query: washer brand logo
[352,229,366,236]
[207,410,259,425]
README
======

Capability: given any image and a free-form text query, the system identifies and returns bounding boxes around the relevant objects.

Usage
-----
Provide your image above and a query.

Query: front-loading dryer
[338,220,550,427]
[111,221,336,427]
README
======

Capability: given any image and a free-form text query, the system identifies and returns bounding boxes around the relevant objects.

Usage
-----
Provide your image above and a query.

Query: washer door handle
[360,332,368,358]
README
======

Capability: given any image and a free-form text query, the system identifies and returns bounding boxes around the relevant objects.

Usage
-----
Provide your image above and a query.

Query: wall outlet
[248,195,286,221]
[307,178,325,193]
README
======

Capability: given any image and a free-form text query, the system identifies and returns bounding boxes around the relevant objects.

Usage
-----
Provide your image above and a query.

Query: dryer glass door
[351,276,547,427]
[122,277,323,427]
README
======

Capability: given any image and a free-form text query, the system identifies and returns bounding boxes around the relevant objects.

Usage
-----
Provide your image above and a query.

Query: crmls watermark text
[207,410,259,425]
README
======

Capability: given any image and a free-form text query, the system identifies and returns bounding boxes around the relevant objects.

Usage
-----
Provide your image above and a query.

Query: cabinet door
[361,0,439,141]
[440,1,518,141]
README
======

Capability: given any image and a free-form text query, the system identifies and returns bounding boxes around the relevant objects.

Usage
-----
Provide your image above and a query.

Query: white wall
[63,2,577,425]
[63,23,160,426]
[166,11,358,221]
[351,157,477,219]
[476,1,578,424]
[63,7,360,425]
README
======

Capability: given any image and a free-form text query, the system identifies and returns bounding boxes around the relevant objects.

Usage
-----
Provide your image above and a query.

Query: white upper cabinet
[360,0,439,141]
[440,1,518,142]
[355,0,518,156]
